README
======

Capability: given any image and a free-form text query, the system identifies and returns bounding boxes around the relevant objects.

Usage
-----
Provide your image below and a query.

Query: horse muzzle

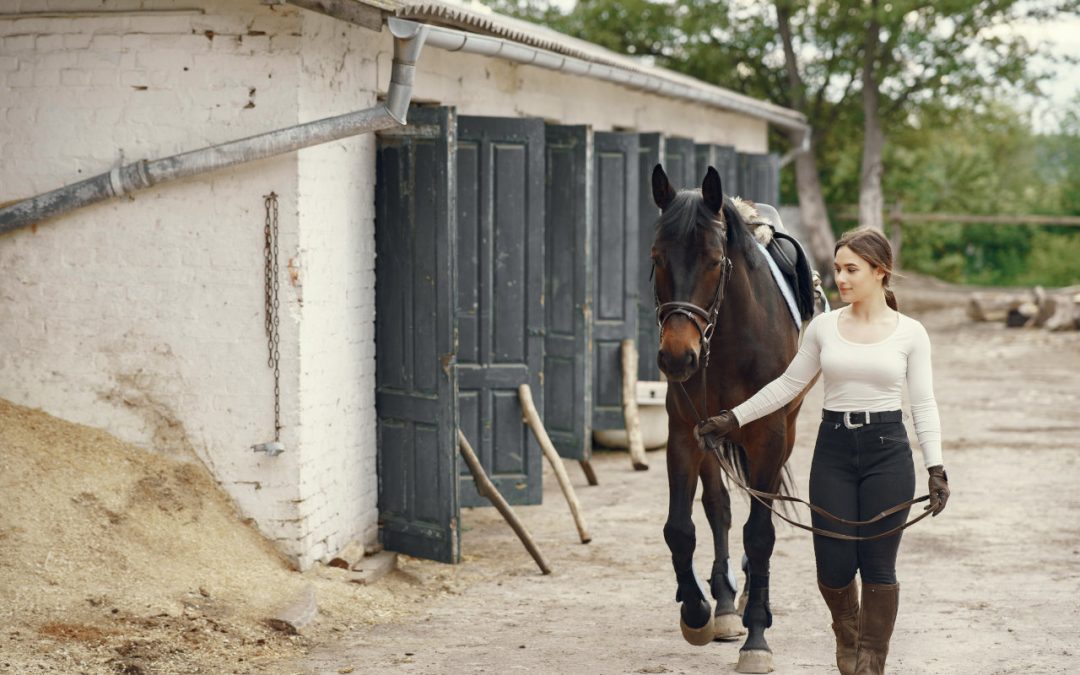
[658,345,700,383]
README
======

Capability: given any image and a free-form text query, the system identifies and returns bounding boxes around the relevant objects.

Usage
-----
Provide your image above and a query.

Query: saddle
[743,202,817,321]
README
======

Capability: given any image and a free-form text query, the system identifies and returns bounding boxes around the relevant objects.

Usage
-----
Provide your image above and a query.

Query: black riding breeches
[809,415,916,588]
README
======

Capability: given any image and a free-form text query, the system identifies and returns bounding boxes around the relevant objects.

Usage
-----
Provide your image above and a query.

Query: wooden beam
[286,0,384,32]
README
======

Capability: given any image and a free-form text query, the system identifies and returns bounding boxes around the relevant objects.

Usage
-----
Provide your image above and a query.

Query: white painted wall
[0,0,312,564]
[0,0,772,569]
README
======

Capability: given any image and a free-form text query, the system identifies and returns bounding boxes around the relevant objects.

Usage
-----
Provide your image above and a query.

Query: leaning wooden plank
[457,430,552,575]
[265,584,317,635]
[578,459,599,486]
[518,384,592,544]
[621,339,648,470]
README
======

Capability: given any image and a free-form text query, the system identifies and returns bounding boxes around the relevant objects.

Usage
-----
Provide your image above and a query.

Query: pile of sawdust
[0,399,470,674]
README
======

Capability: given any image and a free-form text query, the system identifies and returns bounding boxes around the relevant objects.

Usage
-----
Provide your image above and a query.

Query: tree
[483,0,1078,272]
[844,0,1074,230]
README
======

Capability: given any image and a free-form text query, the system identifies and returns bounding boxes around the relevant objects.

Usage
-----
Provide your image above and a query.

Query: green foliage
[481,0,1080,287]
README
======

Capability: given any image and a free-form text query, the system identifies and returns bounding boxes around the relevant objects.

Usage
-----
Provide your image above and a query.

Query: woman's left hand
[925,465,949,516]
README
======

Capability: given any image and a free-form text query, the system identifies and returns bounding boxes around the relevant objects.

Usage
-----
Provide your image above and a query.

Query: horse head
[650,163,732,383]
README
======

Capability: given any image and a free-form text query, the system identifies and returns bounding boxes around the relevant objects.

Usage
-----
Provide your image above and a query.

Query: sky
[540,0,1080,133]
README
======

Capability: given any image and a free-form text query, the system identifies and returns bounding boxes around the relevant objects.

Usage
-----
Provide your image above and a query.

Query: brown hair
[834,226,899,311]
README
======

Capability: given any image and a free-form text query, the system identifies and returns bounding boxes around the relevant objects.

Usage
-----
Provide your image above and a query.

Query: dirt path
[296,301,1080,674]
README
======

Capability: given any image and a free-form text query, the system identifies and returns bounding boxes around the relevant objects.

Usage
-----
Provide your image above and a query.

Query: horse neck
[715,245,765,336]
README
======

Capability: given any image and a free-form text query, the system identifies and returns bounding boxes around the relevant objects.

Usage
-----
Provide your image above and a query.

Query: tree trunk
[776,1,836,283]
[858,9,885,231]
[791,130,837,283]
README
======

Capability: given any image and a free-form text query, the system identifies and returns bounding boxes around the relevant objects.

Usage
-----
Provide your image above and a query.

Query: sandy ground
[3,276,1078,674]
[295,283,1080,675]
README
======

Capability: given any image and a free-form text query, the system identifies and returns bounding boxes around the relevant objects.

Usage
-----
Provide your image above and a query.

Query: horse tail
[720,439,799,520]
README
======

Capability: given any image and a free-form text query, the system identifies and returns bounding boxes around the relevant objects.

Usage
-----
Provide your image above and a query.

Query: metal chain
[263,192,281,442]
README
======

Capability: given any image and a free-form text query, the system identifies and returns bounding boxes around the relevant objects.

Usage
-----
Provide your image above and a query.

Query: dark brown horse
[651,164,815,673]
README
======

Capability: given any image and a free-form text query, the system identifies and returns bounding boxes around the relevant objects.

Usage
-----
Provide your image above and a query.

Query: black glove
[693,410,740,451]
[925,465,949,516]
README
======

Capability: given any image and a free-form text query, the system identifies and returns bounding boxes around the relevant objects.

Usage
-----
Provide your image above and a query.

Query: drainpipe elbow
[385,19,429,125]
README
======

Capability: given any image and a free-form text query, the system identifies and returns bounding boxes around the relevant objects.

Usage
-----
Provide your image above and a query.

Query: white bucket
[592,380,668,450]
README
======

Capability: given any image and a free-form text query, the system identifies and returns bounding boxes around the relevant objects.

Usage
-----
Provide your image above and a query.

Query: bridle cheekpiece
[654,256,734,369]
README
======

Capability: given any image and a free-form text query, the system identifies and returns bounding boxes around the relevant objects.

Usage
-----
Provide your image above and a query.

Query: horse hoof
[680,614,716,646]
[712,612,746,641]
[735,649,774,674]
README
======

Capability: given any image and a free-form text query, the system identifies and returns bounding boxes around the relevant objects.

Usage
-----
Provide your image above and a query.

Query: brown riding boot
[855,582,900,675]
[818,579,859,675]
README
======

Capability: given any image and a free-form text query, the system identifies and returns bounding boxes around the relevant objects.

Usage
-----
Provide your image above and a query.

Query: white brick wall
[291,13,383,568]
[0,0,313,564]
[1,0,771,570]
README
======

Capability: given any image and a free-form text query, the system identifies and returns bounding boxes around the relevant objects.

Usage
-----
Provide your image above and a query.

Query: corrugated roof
[352,0,806,129]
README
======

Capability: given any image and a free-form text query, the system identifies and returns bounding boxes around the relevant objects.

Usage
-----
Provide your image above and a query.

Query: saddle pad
[753,238,802,330]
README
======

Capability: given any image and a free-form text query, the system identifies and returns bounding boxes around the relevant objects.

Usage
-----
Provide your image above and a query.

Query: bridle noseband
[654,257,734,369]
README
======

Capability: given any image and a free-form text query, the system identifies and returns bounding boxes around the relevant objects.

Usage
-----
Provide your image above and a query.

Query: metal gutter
[387,16,810,137]
[0,19,429,235]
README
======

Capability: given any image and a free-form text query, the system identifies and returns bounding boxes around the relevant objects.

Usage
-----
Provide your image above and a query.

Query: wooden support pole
[457,430,552,575]
[578,459,599,486]
[621,339,648,471]
[518,384,592,544]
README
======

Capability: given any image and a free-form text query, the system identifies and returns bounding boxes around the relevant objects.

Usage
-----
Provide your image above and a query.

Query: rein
[672,380,933,542]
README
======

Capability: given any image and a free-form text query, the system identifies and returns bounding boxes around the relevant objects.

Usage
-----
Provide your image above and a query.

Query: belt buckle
[843,411,866,429]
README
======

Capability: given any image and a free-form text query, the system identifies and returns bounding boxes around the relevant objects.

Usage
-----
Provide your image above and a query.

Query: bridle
[654,245,933,542]
[653,256,734,370]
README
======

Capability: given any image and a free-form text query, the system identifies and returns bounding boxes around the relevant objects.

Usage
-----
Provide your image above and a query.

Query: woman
[695,227,950,675]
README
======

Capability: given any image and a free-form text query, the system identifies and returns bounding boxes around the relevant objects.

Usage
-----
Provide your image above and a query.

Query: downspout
[0,24,429,236]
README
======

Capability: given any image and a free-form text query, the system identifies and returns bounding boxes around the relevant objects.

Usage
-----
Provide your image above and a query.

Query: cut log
[967,292,1024,322]
[621,339,648,471]
[518,384,591,544]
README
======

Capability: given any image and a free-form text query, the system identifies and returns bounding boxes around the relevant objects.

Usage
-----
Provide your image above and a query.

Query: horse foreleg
[738,464,779,674]
[701,456,745,641]
[663,436,713,646]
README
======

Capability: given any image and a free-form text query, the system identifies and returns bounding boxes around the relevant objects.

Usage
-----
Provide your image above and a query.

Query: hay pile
[0,399,459,674]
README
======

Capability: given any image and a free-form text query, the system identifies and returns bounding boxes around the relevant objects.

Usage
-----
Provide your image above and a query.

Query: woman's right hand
[693,410,740,451]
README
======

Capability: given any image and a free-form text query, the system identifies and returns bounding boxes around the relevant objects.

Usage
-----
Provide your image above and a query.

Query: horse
[650,164,816,673]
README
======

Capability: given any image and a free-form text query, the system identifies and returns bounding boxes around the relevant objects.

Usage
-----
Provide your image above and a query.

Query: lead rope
[674,380,932,543]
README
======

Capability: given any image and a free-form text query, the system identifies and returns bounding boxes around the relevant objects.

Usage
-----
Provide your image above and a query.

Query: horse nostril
[687,351,698,371]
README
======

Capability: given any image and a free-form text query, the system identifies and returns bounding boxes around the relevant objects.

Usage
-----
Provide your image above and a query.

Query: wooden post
[457,430,552,575]
[518,384,592,544]
[621,339,648,471]
[578,459,599,486]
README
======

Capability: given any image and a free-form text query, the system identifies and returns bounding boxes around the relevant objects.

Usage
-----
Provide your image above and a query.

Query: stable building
[0,0,808,568]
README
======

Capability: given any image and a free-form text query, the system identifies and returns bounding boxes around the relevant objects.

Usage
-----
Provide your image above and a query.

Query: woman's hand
[693,411,740,451]
[925,465,949,516]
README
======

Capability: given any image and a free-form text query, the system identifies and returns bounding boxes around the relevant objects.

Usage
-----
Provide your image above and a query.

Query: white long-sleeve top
[731,307,944,468]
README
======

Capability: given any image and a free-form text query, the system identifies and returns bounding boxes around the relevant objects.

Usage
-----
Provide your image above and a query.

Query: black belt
[822,409,902,429]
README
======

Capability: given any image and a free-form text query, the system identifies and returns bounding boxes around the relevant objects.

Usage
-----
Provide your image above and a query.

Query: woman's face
[834,245,885,305]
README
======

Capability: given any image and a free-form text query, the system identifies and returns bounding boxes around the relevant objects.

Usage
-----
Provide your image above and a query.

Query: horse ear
[652,164,676,210]
[702,166,724,213]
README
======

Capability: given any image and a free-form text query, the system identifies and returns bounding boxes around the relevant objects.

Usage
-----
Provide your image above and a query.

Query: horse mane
[720,197,764,271]
[655,190,765,272]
